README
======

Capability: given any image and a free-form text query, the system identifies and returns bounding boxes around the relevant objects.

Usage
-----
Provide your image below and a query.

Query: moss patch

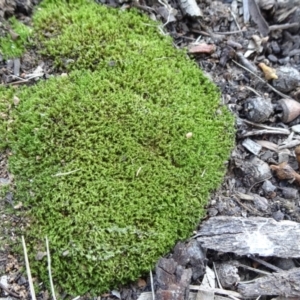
[0,17,32,59]
[2,0,235,296]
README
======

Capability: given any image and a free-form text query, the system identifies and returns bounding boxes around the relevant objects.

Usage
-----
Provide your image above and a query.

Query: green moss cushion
[2,0,235,295]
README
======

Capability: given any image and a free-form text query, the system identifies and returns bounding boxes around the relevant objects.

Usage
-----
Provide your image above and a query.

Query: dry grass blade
[46,236,57,300]
[21,236,37,300]
[150,270,155,300]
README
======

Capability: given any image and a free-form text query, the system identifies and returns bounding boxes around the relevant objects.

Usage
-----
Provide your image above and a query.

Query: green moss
[2,0,235,296]
[0,17,32,59]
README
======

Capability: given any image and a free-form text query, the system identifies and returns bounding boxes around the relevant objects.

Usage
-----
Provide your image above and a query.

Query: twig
[232,195,264,216]
[0,282,20,298]
[52,169,80,177]
[232,59,292,99]
[250,256,283,272]
[22,236,37,300]
[240,119,290,133]
[244,86,261,97]
[248,176,273,192]
[237,263,271,276]
[150,270,155,300]
[189,285,243,298]
[46,237,57,300]
[213,29,246,35]
[269,23,299,31]
[240,129,291,137]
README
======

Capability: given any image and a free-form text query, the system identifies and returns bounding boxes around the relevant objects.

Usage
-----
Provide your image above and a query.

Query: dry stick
[22,236,37,300]
[232,60,292,99]
[46,237,57,300]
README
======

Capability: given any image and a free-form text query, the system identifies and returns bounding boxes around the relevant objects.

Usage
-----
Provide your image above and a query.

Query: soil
[1,0,300,299]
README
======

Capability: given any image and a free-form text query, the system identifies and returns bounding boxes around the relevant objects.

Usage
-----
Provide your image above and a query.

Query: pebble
[291,124,300,133]
[270,41,280,54]
[262,180,276,193]
[272,210,284,221]
[267,54,278,63]
[272,66,300,92]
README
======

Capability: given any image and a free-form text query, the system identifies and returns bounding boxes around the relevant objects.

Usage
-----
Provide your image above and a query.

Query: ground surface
[1,0,300,299]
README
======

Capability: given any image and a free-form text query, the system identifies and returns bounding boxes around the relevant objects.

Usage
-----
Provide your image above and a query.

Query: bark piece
[242,138,262,155]
[172,240,206,280]
[155,258,192,300]
[196,216,300,258]
[237,268,300,297]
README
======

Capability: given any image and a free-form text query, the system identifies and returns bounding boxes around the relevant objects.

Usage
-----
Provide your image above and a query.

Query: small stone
[262,180,276,193]
[291,124,300,133]
[281,187,299,199]
[272,210,284,221]
[243,97,273,123]
[254,195,269,211]
[35,251,47,261]
[267,54,278,63]
[272,66,300,93]
[271,41,280,54]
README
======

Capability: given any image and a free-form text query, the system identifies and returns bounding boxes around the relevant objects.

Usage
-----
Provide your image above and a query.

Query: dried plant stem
[46,237,57,300]
[52,169,80,177]
[22,236,37,300]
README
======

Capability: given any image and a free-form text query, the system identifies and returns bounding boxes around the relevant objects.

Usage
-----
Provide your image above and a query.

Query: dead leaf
[270,162,300,184]
[258,63,278,80]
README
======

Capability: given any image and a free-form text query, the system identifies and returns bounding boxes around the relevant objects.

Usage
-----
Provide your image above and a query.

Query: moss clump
[0,17,32,59]
[2,0,235,296]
